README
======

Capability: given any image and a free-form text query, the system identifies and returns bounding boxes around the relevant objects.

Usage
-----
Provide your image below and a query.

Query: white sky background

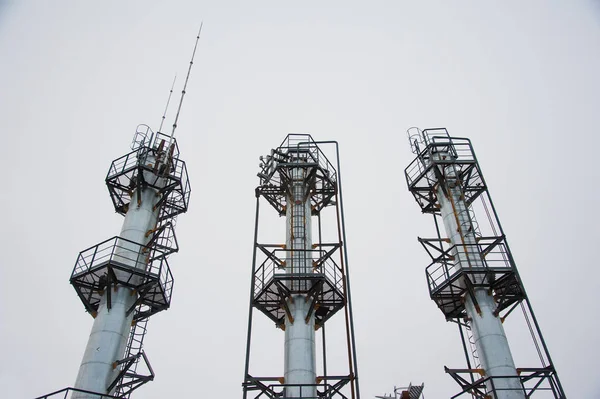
[0,1,599,398]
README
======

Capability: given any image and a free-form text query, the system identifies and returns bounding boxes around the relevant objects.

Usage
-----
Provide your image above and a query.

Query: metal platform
[70,236,174,321]
[243,375,352,399]
[420,236,525,320]
[253,245,346,329]
[445,366,562,398]
[106,131,190,221]
[405,130,486,214]
[256,134,337,216]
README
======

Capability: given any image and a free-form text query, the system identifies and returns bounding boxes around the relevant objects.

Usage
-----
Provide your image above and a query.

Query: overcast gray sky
[1,1,599,398]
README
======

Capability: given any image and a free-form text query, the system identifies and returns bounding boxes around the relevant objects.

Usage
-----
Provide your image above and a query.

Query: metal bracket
[107,351,155,397]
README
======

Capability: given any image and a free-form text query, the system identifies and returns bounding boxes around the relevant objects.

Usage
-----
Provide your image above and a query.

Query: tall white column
[436,159,524,399]
[284,166,316,398]
[73,187,159,398]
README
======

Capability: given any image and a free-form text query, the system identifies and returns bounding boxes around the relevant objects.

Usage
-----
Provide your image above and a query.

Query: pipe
[243,197,261,399]
[284,166,316,398]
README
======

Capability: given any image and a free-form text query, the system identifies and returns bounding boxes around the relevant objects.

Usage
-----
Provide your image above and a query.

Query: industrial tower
[404,128,565,398]
[243,135,360,399]
[35,29,199,399]
[35,125,191,399]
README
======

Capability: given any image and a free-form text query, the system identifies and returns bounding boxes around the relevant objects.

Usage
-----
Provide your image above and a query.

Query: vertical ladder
[466,324,481,370]
[115,313,149,398]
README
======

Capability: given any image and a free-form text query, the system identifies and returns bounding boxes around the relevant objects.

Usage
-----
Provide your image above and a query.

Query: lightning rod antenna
[158,75,177,133]
[170,23,203,145]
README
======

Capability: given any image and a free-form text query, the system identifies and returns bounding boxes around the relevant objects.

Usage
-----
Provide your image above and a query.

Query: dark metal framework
[37,125,190,399]
[405,128,565,398]
[243,135,360,399]
[34,387,123,399]
[106,129,190,221]
[70,235,174,321]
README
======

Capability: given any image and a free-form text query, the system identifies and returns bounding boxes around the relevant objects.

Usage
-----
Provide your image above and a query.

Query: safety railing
[130,124,154,151]
[405,137,476,189]
[70,236,174,320]
[157,159,190,219]
[71,236,169,280]
[107,147,187,186]
[285,134,337,180]
[106,147,190,219]
[425,240,514,293]
[253,246,344,297]
[258,134,337,190]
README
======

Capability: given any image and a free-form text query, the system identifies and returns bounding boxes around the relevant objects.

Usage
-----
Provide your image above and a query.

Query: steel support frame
[107,351,155,396]
[405,128,565,398]
[243,136,360,399]
[243,375,352,399]
[445,366,561,399]
[34,387,124,399]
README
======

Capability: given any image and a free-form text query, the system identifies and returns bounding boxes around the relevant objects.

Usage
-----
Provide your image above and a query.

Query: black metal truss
[252,244,346,329]
[444,366,563,399]
[106,145,190,222]
[243,374,353,399]
[419,236,525,320]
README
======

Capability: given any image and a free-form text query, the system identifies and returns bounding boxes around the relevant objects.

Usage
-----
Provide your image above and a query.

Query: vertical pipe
[435,156,524,399]
[243,197,261,399]
[284,164,316,398]
[304,139,360,399]
[317,213,328,392]
[332,141,360,399]
[74,184,160,398]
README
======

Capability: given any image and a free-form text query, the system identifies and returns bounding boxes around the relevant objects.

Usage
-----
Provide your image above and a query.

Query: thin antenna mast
[158,75,177,133]
[170,23,203,146]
